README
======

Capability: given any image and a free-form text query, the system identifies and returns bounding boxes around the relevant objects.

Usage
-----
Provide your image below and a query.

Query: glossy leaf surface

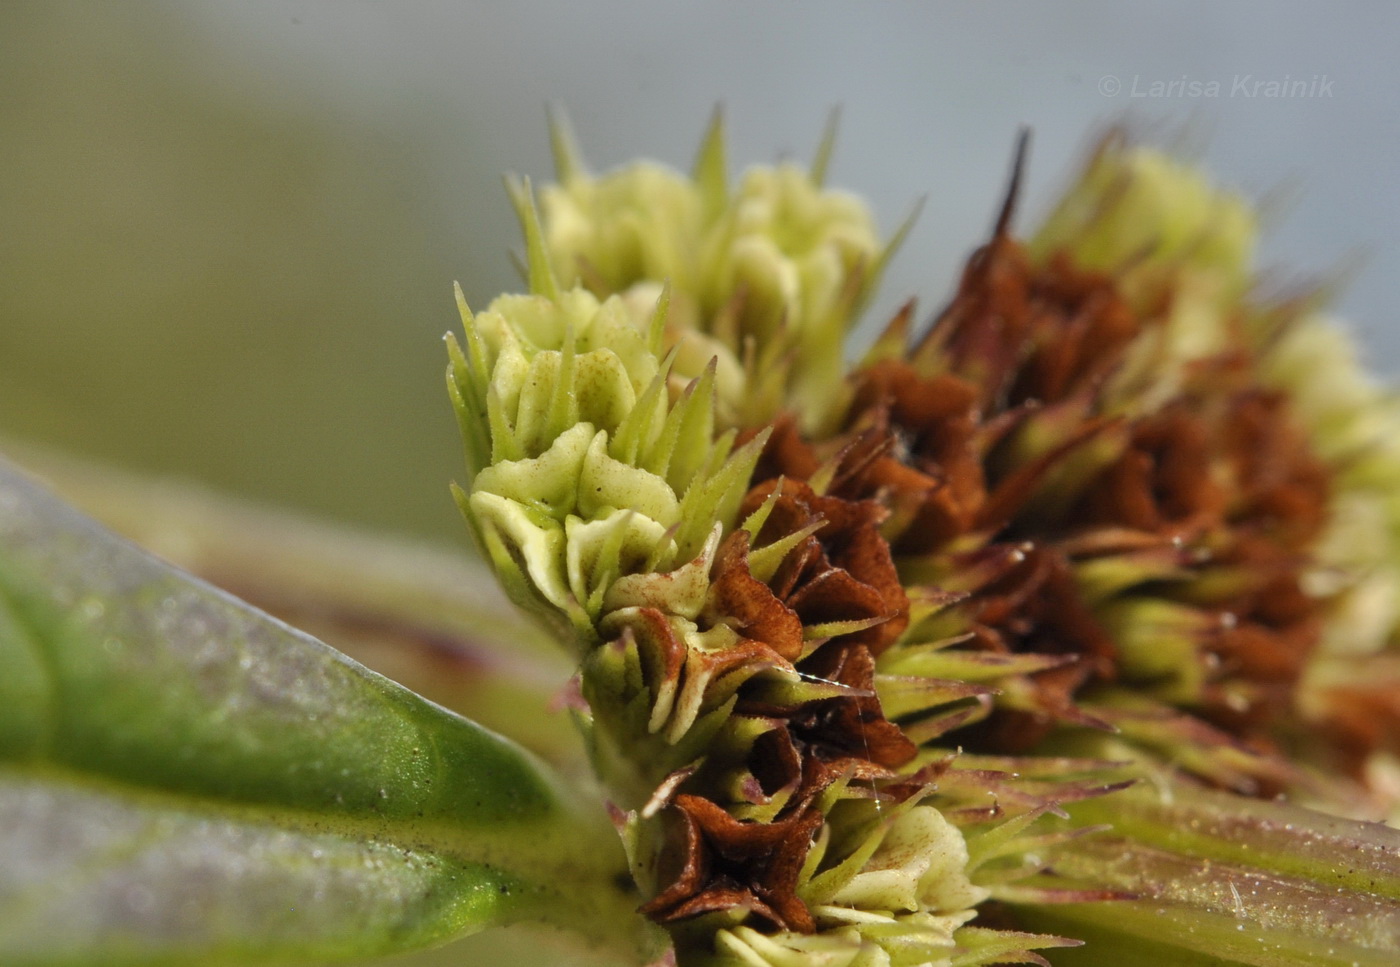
[0,457,656,966]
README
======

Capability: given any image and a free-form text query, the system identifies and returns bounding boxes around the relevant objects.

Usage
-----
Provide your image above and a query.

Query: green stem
[1016,779,1400,966]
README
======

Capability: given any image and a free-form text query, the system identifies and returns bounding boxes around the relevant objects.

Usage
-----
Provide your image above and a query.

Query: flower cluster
[750,134,1333,798]
[450,118,1397,964]
[539,113,911,434]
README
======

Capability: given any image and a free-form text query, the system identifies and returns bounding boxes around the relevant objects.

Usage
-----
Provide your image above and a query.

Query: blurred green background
[1,3,506,542]
[4,1,1395,551]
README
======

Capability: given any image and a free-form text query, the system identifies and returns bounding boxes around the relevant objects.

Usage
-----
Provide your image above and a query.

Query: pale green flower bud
[1031,138,1258,412]
[708,792,1079,967]
[825,805,987,919]
[543,161,704,295]
[1305,490,1400,658]
[448,185,764,648]
[1101,269,1247,412]
[701,162,883,428]
[537,113,910,433]
[1261,313,1400,797]
[1031,135,1256,304]
[1263,313,1400,475]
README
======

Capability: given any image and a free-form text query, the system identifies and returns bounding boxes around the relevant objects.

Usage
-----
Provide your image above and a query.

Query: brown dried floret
[783,642,919,772]
[742,478,909,655]
[704,530,806,662]
[641,794,824,932]
[637,479,927,934]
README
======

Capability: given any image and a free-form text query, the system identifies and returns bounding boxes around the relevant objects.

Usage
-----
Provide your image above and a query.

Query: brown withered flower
[641,794,824,932]
[745,134,1337,798]
[635,479,916,932]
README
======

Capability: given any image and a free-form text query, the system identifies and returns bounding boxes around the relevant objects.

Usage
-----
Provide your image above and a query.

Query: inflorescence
[448,115,1400,966]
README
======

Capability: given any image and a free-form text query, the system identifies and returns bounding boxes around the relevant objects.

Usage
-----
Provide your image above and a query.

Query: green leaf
[11,442,584,768]
[0,457,661,966]
[0,773,532,965]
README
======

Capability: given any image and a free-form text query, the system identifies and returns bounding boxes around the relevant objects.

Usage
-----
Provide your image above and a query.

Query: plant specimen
[5,116,1400,967]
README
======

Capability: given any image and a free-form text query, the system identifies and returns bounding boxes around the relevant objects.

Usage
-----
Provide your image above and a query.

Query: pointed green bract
[809,108,840,188]
[693,107,730,222]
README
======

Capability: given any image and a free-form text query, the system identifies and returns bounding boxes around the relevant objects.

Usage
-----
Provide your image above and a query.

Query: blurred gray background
[4,1,1396,544]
